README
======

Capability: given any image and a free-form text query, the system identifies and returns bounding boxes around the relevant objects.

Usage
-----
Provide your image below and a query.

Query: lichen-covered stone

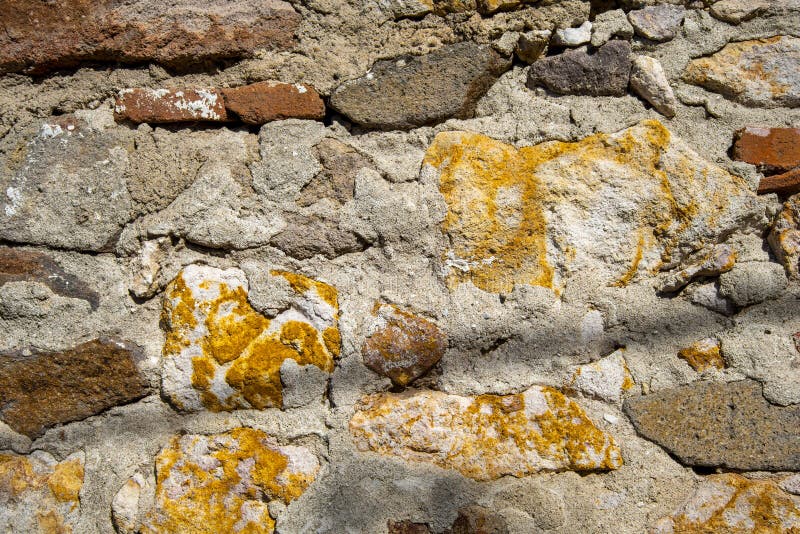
[349,386,622,481]
[677,338,725,372]
[733,127,800,173]
[0,452,84,533]
[769,194,800,277]
[138,428,319,534]
[565,350,635,403]
[628,5,684,42]
[362,303,447,387]
[422,120,765,294]
[652,474,800,533]
[330,42,511,129]
[0,339,148,438]
[114,88,228,123]
[684,36,800,108]
[221,82,325,125]
[161,264,340,411]
[0,0,300,75]
[624,380,800,471]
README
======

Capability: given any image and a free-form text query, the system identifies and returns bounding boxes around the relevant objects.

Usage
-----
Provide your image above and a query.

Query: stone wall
[1,0,800,532]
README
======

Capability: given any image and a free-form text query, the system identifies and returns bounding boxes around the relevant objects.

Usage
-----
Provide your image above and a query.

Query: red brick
[733,127,800,173]
[758,166,800,196]
[114,88,228,124]
[221,82,325,125]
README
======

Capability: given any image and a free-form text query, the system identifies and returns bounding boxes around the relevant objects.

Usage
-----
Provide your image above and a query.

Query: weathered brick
[222,81,325,124]
[758,166,800,195]
[733,127,800,173]
[114,88,228,123]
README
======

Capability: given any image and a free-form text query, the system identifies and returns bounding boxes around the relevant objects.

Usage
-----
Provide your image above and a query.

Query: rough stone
[733,127,800,173]
[296,138,368,207]
[685,280,736,316]
[677,338,724,372]
[527,40,632,97]
[769,194,800,277]
[0,246,99,310]
[329,42,511,129]
[388,520,432,533]
[222,82,325,125]
[0,451,84,533]
[0,0,300,75]
[758,166,800,196]
[515,30,551,63]
[450,505,509,534]
[683,36,800,108]
[362,303,447,387]
[565,350,635,403]
[623,380,800,471]
[477,0,520,15]
[269,214,366,260]
[114,88,227,123]
[492,32,520,57]
[423,120,766,294]
[717,261,788,307]
[160,264,340,412]
[129,238,169,299]
[652,474,800,533]
[658,245,737,293]
[136,428,319,533]
[0,338,148,438]
[628,5,685,42]
[0,116,133,251]
[552,22,592,47]
[590,9,634,47]
[382,0,434,18]
[780,474,800,496]
[349,386,623,481]
[630,55,678,118]
[111,472,147,534]
[709,0,772,24]
[279,358,330,408]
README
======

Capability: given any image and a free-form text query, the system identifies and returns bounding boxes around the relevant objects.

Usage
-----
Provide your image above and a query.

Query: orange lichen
[143,428,317,534]
[271,269,339,308]
[47,459,84,504]
[678,338,725,372]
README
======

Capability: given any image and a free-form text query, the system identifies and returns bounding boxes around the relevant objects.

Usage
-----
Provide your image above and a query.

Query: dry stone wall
[1,0,800,532]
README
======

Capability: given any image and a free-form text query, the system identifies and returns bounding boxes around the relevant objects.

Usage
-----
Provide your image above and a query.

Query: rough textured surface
[733,126,800,173]
[0,0,300,74]
[0,338,148,438]
[114,88,227,123]
[653,474,800,533]
[222,82,325,124]
[677,337,724,372]
[624,380,800,471]
[770,193,800,277]
[161,264,340,411]
[684,36,800,108]
[330,42,511,129]
[717,261,788,307]
[758,166,800,195]
[350,386,623,481]
[630,55,678,118]
[628,5,685,42]
[710,0,772,24]
[565,350,635,404]
[527,41,632,97]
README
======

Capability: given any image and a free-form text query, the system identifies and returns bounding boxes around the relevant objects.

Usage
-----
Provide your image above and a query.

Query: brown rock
[0,0,300,75]
[362,303,447,387]
[0,247,99,310]
[623,380,800,471]
[733,127,800,173]
[677,338,725,372]
[0,338,149,438]
[388,520,433,534]
[270,214,366,260]
[450,505,509,534]
[758,166,800,196]
[297,139,369,207]
[768,194,800,277]
[222,82,325,125]
[114,88,228,124]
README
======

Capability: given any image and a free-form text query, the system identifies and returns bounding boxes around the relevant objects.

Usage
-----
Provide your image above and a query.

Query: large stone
[627,5,685,42]
[0,338,148,438]
[137,428,319,533]
[0,452,84,533]
[114,88,228,123]
[769,194,800,277]
[652,474,800,533]
[733,126,800,173]
[269,214,366,260]
[329,42,511,129]
[527,40,632,97]
[0,247,99,310]
[0,117,133,251]
[349,386,623,481]
[0,0,300,75]
[684,36,800,108]
[161,264,340,411]
[710,0,772,24]
[623,380,800,471]
[717,261,788,307]
[422,120,766,294]
[630,55,678,118]
[362,303,447,387]
[222,82,325,125]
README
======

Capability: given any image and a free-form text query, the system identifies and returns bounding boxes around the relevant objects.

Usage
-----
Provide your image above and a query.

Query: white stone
[553,21,592,47]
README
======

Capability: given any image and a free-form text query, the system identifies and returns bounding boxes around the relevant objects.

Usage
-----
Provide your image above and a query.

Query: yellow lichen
[678,339,725,372]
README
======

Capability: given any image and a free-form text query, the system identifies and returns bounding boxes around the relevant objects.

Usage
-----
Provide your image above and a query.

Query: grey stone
[330,42,511,129]
[492,32,520,57]
[624,380,800,471]
[628,5,685,42]
[685,280,736,316]
[718,261,788,307]
[590,9,634,47]
[280,359,330,409]
[630,55,678,118]
[710,0,771,24]
[515,30,551,64]
[552,21,592,47]
[526,40,632,97]
[270,213,366,260]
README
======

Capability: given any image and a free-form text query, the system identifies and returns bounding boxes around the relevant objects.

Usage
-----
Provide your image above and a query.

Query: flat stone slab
[527,40,631,96]
[330,42,511,129]
[0,0,300,74]
[623,380,800,471]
